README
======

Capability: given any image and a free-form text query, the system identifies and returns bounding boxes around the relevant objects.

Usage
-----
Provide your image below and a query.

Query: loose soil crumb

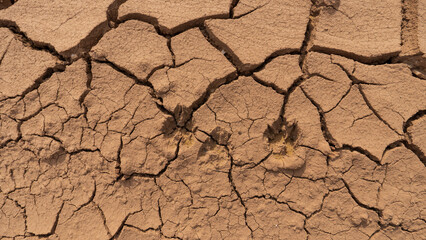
[0,0,425,239]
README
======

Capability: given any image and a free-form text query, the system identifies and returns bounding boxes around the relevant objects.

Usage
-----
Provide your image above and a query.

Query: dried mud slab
[0,144,116,237]
[379,147,426,231]
[407,116,426,157]
[1,0,426,239]
[329,146,426,232]
[246,198,307,239]
[420,0,426,54]
[399,0,426,79]
[0,194,26,237]
[301,52,352,112]
[118,0,232,34]
[0,27,59,145]
[0,113,17,146]
[84,62,177,175]
[90,20,173,81]
[17,60,90,154]
[329,150,386,208]
[205,0,311,72]
[55,203,111,240]
[117,227,161,240]
[253,55,302,93]
[192,76,283,166]
[371,227,426,240]
[0,0,114,57]
[325,85,401,159]
[283,87,330,155]
[233,159,328,216]
[310,0,401,62]
[150,28,236,124]
[354,63,426,135]
[0,28,57,100]
[232,0,270,17]
[306,188,380,239]
[92,178,161,236]
[164,135,232,198]
[302,52,425,160]
[156,135,252,239]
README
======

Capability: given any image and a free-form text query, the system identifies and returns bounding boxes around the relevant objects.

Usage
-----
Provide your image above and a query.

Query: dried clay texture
[0,0,425,240]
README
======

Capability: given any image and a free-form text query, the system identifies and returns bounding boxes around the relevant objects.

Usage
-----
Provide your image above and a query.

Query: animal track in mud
[0,0,425,239]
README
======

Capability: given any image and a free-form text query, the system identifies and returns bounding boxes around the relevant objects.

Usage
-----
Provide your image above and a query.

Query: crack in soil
[1,0,425,239]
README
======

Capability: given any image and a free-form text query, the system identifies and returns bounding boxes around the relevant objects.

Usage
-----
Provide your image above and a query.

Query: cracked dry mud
[0,0,425,240]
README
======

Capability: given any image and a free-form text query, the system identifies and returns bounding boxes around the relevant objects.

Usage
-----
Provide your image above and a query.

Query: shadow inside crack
[173,104,192,127]
[316,0,341,14]
[197,137,217,158]
[160,116,177,135]
[0,0,13,10]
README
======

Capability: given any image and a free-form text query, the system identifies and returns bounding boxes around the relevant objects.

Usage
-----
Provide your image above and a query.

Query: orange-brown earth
[0,0,425,239]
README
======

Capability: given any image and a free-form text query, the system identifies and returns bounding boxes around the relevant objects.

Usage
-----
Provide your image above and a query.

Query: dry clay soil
[0,0,426,239]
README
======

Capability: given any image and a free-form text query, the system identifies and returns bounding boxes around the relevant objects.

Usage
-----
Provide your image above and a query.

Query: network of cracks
[0,0,425,239]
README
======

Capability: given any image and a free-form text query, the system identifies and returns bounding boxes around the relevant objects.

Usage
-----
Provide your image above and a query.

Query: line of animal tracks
[0,0,425,239]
